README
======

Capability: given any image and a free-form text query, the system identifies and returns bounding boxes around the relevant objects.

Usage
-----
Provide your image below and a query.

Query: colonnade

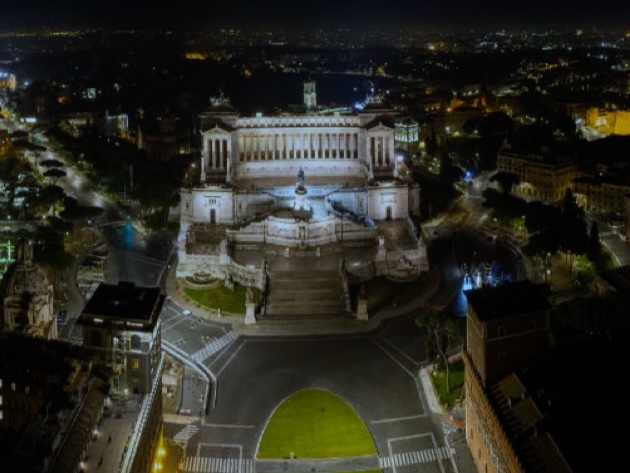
[201,130,397,178]
[237,131,360,161]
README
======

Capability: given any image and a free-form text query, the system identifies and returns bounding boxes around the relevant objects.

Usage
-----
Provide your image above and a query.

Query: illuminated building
[176,82,428,321]
[394,116,420,155]
[0,72,17,92]
[0,238,57,339]
[585,108,630,136]
[496,141,584,203]
[572,175,630,214]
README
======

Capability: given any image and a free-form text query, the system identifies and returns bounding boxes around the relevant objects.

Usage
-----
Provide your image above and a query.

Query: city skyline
[2,1,629,31]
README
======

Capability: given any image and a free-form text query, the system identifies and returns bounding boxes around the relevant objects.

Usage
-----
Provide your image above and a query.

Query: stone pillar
[226,138,232,183]
[200,154,206,182]
[356,296,368,321]
[367,135,373,178]
[215,139,220,169]
[390,135,398,177]
[245,301,256,324]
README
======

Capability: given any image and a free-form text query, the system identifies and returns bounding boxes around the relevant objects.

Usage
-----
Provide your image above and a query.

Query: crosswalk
[191,331,239,363]
[378,447,453,468]
[180,448,453,473]
[174,424,200,444]
[183,457,254,473]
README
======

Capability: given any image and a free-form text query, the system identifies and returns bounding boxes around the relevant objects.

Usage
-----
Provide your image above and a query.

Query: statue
[220,239,228,255]
[246,286,254,303]
[297,167,305,187]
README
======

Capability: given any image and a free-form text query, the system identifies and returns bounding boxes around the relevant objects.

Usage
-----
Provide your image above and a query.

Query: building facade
[0,332,107,473]
[496,142,584,203]
[176,83,428,320]
[0,238,57,339]
[463,280,571,473]
[77,281,165,473]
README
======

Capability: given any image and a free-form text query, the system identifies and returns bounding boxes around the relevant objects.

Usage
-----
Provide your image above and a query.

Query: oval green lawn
[257,388,377,459]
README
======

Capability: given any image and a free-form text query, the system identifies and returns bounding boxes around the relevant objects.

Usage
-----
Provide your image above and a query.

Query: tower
[303,80,317,111]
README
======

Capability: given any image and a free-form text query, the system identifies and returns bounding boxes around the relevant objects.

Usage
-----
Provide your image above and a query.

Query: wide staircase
[264,266,349,319]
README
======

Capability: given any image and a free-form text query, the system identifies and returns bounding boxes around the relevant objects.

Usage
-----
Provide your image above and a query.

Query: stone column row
[204,137,230,169]
[368,135,395,169]
[237,132,359,161]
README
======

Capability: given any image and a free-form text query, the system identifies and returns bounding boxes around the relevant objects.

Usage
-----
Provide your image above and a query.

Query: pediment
[202,124,232,135]
[366,122,393,133]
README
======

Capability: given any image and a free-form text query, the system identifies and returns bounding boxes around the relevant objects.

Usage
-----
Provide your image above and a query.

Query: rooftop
[78,281,164,327]
[464,280,551,322]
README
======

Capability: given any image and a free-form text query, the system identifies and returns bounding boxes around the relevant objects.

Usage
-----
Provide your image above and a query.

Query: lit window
[0,410,3,420]
[0,394,3,405]
[11,383,16,391]
[131,359,140,370]
[0,378,2,388]
[25,386,29,395]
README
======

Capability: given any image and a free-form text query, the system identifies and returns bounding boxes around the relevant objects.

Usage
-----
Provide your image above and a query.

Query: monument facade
[176,82,428,320]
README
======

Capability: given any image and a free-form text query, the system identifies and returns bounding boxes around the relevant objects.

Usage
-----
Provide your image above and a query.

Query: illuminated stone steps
[265,269,345,317]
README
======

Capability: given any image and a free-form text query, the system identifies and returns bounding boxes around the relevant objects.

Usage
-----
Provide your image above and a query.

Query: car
[182,309,192,316]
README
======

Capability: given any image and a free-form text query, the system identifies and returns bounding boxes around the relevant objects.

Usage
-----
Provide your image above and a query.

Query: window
[0,395,3,406]
[131,334,142,350]
[0,378,2,388]
[0,410,3,420]
[25,386,29,395]
[11,383,16,391]
[498,326,506,336]
[131,359,140,370]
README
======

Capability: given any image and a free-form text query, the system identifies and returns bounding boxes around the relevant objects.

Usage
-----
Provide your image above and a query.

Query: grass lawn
[257,389,377,459]
[431,358,465,409]
[183,283,247,314]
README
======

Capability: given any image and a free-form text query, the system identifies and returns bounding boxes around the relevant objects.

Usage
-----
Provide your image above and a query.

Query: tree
[37,184,66,216]
[558,189,588,276]
[522,230,559,284]
[43,168,66,185]
[524,200,561,234]
[39,158,64,169]
[489,170,520,195]
[587,221,601,262]
[415,309,465,393]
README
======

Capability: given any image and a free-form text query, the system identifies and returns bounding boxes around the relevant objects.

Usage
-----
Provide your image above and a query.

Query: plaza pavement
[163,261,480,473]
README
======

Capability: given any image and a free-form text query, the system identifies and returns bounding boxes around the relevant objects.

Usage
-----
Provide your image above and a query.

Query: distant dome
[1,238,56,339]
[3,238,49,296]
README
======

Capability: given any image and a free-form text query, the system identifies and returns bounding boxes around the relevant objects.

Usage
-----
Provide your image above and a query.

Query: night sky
[1,1,629,30]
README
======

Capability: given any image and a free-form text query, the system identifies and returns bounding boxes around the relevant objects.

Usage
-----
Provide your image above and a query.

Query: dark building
[76,280,165,473]
[463,280,572,473]
[77,281,164,395]
[0,332,108,473]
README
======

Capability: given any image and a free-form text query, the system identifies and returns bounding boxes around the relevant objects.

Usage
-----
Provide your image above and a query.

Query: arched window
[130,334,141,350]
